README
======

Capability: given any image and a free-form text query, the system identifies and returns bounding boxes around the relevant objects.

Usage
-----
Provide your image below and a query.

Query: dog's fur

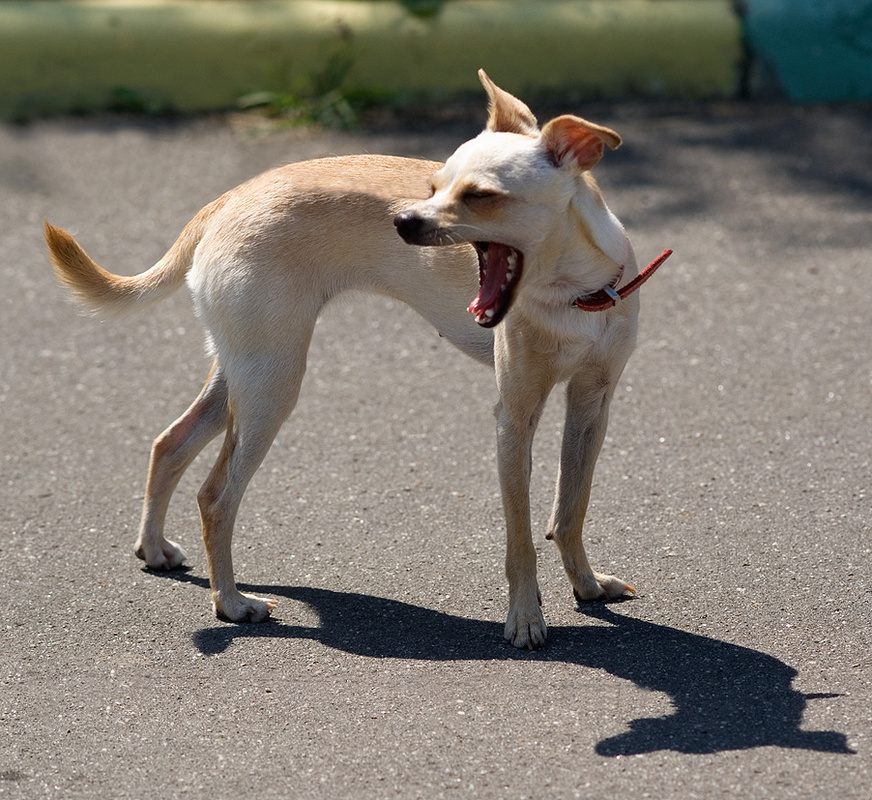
[45,71,638,649]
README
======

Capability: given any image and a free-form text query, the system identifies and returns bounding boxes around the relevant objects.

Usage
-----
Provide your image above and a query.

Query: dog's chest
[552,334,602,379]
[549,309,631,379]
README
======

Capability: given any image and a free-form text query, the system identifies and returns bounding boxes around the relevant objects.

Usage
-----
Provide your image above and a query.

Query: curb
[0,0,743,119]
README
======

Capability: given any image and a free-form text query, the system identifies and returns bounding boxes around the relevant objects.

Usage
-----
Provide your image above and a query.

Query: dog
[46,71,667,649]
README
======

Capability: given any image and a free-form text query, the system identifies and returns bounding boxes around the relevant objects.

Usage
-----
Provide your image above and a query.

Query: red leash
[574,249,673,312]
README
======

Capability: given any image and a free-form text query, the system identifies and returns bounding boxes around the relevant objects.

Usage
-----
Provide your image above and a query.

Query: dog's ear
[479,69,538,135]
[540,115,622,172]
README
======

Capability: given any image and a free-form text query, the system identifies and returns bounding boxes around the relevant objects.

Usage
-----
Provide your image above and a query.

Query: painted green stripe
[0,0,743,118]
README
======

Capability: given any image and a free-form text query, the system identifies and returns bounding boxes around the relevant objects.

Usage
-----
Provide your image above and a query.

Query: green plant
[238,49,359,129]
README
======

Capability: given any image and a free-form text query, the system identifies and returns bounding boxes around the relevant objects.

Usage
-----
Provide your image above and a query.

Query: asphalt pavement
[1,102,870,798]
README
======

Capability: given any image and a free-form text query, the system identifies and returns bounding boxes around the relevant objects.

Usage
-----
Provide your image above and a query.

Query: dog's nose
[393,210,426,243]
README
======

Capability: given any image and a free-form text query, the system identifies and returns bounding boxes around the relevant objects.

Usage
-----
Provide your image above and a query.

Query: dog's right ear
[540,115,622,172]
[479,70,538,135]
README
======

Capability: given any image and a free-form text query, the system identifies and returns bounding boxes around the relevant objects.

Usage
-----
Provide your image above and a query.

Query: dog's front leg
[494,342,553,649]
[497,400,547,649]
[547,368,636,603]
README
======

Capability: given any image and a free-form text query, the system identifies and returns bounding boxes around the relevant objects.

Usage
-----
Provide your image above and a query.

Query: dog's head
[394,70,623,328]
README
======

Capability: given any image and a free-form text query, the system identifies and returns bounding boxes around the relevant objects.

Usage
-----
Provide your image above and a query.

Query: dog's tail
[44,198,224,316]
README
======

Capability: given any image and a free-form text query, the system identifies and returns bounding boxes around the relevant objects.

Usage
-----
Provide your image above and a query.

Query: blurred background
[2,0,871,122]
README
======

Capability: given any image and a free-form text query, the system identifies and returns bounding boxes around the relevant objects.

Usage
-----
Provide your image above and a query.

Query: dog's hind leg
[547,368,636,603]
[135,364,229,569]
[196,332,314,623]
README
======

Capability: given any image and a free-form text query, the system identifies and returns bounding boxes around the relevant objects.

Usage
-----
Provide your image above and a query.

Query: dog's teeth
[485,308,495,318]
[506,253,518,268]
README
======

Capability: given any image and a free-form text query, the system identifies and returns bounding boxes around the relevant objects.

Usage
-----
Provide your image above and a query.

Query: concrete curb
[0,0,743,119]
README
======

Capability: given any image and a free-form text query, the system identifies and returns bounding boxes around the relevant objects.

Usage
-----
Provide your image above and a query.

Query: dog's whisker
[447,224,487,239]
[433,229,470,246]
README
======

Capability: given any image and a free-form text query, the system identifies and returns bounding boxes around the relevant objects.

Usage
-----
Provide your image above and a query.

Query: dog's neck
[571,174,636,271]
[519,182,632,310]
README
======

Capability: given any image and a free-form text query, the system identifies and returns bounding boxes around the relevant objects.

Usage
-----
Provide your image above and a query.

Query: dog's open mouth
[468,242,523,327]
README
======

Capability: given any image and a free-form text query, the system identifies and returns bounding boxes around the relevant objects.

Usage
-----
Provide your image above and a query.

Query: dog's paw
[573,571,636,603]
[213,591,276,623]
[135,537,188,570]
[504,605,548,650]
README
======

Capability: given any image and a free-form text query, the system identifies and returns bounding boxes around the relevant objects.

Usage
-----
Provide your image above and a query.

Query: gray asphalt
[1,103,870,799]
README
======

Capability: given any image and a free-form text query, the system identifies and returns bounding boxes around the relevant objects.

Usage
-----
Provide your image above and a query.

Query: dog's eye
[463,188,499,202]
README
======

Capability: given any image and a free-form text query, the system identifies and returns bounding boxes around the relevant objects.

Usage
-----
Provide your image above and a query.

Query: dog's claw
[213,592,275,623]
[135,538,188,570]
[573,574,636,605]
[504,607,548,650]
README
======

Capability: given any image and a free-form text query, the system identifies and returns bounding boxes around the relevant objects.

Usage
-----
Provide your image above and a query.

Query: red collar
[574,249,672,312]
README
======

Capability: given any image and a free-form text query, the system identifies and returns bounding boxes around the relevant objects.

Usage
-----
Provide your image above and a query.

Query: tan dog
[46,71,649,649]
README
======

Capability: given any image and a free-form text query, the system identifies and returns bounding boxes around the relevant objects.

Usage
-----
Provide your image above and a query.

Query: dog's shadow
[161,571,852,756]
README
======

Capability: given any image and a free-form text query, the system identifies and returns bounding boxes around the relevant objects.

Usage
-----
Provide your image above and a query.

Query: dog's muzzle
[394,211,524,328]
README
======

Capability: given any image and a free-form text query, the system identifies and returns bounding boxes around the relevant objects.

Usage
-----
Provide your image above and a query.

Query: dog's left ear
[479,69,539,135]
[540,115,622,172]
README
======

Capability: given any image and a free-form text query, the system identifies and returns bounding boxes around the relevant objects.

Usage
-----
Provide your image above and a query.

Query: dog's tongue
[469,243,512,315]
